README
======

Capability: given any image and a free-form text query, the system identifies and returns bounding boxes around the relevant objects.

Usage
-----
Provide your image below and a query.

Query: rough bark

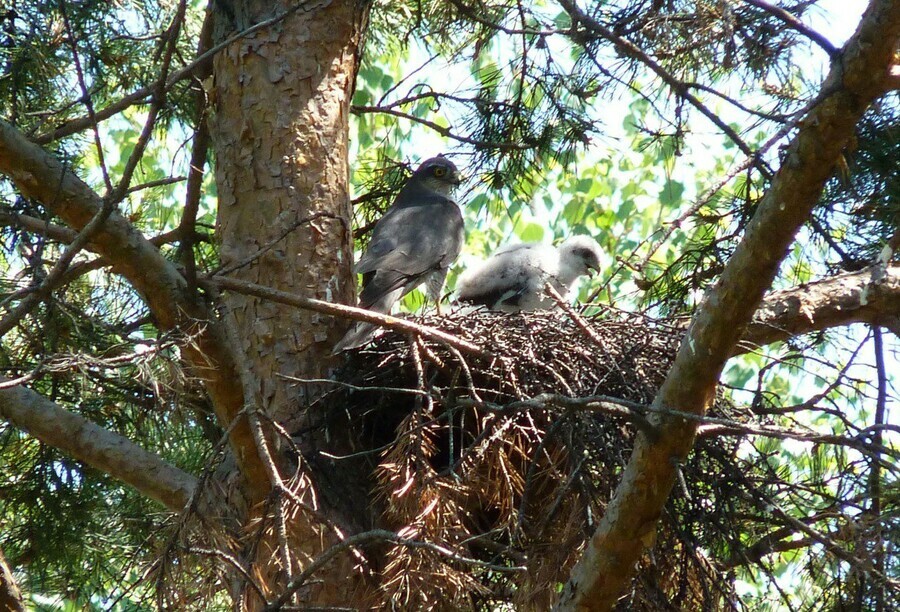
[0,548,25,612]
[207,1,369,607]
[887,64,900,91]
[209,0,361,430]
[0,380,197,511]
[0,118,270,500]
[745,264,900,349]
[556,1,900,609]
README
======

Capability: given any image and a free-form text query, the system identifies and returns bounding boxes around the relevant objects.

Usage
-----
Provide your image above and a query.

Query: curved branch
[0,118,271,501]
[556,0,900,608]
[0,380,196,511]
[0,211,78,243]
[742,0,838,57]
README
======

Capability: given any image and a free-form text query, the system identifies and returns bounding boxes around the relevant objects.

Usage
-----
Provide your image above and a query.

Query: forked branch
[0,118,271,501]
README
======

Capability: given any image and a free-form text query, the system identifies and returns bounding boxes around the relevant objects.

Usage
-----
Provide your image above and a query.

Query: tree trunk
[210,0,362,429]
[208,0,370,606]
[0,548,25,612]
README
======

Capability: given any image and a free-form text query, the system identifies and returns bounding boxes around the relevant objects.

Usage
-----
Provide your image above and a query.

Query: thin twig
[544,282,606,347]
[212,212,344,277]
[757,492,900,592]
[0,369,42,389]
[203,275,493,359]
[352,104,535,151]
[183,546,268,601]
[35,0,333,144]
[869,325,887,610]
[274,494,294,591]
[557,0,771,178]
[277,375,432,397]
[219,298,282,490]
[742,0,838,56]
[265,529,525,611]
[0,194,116,337]
[455,392,657,439]
[108,0,187,204]
[125,175,186,194]
[58,0,112,191]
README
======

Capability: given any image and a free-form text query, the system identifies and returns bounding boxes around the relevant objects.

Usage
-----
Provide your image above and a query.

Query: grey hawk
[334,155,464,352]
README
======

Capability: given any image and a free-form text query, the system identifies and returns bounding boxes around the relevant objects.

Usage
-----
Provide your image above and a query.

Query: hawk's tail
[332,288,403,354]
[331,321,377,354]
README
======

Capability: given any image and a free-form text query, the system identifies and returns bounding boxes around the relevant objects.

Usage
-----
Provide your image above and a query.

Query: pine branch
[0,379,197,511]
[743,264,900,349]
[0,118,272,502]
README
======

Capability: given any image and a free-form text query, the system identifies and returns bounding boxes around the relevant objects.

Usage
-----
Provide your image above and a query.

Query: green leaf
[516,222,544,243]
[659,179,684,207]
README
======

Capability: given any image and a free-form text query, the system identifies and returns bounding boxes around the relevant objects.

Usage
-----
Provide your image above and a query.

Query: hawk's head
[413,155,462,195]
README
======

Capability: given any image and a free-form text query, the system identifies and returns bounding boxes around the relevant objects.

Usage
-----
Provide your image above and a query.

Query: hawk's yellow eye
[433,166,447,178]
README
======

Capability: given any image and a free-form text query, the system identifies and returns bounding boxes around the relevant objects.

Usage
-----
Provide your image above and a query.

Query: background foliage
[0,0,896,609]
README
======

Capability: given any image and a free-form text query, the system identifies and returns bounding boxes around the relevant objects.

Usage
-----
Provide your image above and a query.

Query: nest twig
[323,306,749,610]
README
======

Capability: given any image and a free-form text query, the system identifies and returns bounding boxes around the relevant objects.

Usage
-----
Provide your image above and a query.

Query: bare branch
[743,265,900,349]
[742,0,838,56]
[456,392,656,438]
[0,379,197,511]
[176,7,214,291]
[352,104,533,151]
[0,211,78,243]
[0,211,205,251]
[219,303,284,490]
[869,326,888,609]
[762,493,899,591]
[58,0,113,192]
[107,1,186,203]
[204,275,494,359]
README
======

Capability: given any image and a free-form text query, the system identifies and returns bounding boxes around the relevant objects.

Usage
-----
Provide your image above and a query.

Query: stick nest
[326,307,750,611]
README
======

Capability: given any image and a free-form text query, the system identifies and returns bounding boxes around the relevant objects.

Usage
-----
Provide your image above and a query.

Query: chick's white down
[456,235,602,312]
